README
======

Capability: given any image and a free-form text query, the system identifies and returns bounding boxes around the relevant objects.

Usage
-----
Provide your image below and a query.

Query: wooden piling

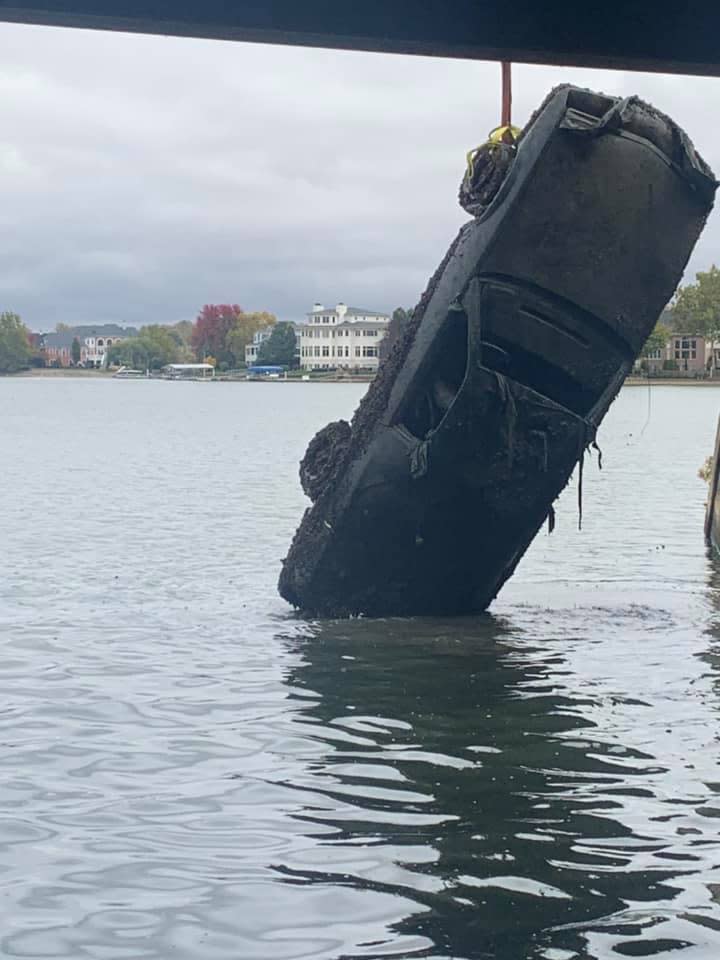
[704,414,720,548]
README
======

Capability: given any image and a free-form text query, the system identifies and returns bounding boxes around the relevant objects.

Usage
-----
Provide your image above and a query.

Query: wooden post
[704,413,720,547]
[501,61,512,127]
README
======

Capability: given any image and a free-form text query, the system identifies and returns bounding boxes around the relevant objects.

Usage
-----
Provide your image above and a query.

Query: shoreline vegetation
[6,368,720,386]
[1,305,400,377]
[4,266,720,382]
[624,377,720,386]
[4,367,377,382]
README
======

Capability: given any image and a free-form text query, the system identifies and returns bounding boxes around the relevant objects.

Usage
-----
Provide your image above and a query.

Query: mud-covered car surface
[280,85,716,618]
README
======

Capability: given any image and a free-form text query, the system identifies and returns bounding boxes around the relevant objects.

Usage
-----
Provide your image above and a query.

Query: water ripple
[2,380,720,958]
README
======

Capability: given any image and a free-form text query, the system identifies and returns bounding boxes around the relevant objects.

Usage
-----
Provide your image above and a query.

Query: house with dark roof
[298,302,390,372]
[42,324,138,368]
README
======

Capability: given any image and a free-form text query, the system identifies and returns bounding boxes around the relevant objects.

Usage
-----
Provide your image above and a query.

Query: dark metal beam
[0,1,719,77]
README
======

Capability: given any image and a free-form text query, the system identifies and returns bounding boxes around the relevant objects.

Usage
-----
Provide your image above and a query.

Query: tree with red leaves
[190,304,276,368]
[190,304,243,366]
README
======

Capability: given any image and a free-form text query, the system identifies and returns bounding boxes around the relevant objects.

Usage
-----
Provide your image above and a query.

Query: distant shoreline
[6,369,720,387]
[2,368,376,382]
[7,368,113,378]
[624,377,720,387]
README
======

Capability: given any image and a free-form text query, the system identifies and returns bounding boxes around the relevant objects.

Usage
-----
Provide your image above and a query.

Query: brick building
[42,325,138,368]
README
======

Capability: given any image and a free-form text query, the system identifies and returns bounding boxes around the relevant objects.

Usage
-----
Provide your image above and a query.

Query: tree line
[11,278,717,377]
[107,306,291,370]
[0,302,417,374]
[0,304,302,373]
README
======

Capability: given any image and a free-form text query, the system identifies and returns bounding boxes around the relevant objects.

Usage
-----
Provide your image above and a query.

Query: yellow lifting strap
[465,125,522,180]
[488,124,522,145]
[465,62,521,182]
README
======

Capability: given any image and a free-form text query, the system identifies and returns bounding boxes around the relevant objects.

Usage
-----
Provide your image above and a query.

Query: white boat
[113,367,146,379]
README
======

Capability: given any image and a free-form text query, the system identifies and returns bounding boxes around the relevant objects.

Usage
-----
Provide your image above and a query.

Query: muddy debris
[299,419,352,502]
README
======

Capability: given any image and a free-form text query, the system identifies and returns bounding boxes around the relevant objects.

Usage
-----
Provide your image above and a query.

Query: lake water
[2,378,720,959]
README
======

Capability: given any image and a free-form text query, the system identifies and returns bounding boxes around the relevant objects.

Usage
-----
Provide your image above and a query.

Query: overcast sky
[1,23,719,331]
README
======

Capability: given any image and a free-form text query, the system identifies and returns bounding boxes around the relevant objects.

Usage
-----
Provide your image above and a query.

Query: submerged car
[280,85,716,618]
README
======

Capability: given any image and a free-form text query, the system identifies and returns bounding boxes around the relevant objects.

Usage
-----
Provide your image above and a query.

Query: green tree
[107,325,180,371]
[107,339,147,370]
[0,312,31,373]
[672,265,720,371]
[225,311,276,367]
[71,337,81,365]
[257,322,298,367]
[641,322,670,358]
[170,319,193,345]
[140,325,180,368]
[168,320,195,360]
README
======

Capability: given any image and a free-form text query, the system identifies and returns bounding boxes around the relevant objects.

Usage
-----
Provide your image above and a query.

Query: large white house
[298,302,390,372]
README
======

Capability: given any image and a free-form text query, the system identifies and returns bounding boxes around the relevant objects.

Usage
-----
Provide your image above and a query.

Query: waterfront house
[637,332,708,375]
[641,346,665,374]
[706,339,720,372]
[244,325,300,367]
[42,324,138,368]
[298,302,391,372]
[245,328,272,366]
[667,334,707,374]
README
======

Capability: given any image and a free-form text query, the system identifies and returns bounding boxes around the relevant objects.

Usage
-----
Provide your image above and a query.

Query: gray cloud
[0,23,718,330]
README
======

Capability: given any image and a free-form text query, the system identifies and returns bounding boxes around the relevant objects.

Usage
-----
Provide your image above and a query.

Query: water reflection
[284,608,720,958]
[4,381,720,959]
